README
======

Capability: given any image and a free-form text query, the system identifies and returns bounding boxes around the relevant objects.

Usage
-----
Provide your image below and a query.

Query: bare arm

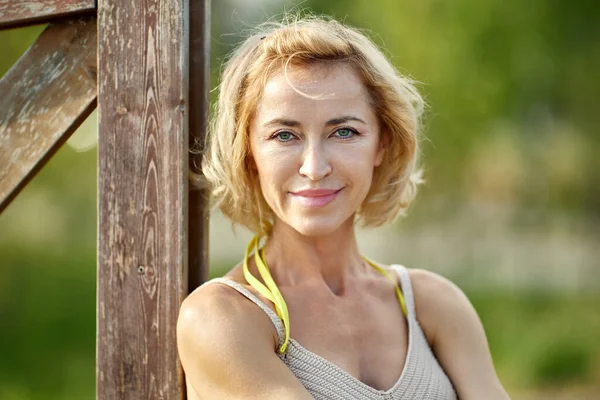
[177,284,314,400]
[410,269,511,400]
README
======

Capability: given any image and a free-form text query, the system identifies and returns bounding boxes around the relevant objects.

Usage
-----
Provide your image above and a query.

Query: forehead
[255,63,372,121]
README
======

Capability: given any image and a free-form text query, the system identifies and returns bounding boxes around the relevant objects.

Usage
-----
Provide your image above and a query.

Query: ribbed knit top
[202,264,457,399]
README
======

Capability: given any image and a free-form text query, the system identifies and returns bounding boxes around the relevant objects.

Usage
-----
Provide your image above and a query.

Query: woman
[177,15,510,400]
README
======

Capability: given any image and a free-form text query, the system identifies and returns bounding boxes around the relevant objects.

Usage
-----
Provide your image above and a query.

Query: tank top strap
[201,278,286,351]
[389,264,416,318]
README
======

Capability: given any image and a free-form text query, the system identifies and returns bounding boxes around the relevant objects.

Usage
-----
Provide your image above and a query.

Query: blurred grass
[0,245,96,400]
[471,290,600,390]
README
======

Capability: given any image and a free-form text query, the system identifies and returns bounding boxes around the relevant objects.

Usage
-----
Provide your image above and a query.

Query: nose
[299,143,332,181]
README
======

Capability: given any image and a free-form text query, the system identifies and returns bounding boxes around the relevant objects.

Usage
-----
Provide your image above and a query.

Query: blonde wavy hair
[192,15,425,235]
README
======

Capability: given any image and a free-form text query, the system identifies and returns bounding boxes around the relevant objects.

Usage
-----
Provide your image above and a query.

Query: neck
[260,218,372,296]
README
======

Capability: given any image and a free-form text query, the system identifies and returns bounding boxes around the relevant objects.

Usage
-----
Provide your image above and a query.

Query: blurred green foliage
[1,0,599,399]
[470,291,600,389]
[0,125,97,400]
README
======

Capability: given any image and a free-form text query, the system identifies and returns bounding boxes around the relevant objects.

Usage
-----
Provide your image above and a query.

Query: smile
[289,188,343,208]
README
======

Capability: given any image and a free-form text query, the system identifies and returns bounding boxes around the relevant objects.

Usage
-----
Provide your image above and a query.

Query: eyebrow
[262,116,366,128]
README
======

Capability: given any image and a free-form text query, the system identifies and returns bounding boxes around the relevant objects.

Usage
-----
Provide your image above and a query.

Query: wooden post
[96,0,209,398]
[188,0,211,292]
[0,0,210,397]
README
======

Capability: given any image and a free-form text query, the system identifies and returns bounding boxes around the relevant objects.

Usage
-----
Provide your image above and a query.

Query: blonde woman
[177,15,510,400]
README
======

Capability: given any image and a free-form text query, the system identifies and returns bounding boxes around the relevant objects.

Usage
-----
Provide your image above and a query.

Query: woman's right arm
[177,284,314,400]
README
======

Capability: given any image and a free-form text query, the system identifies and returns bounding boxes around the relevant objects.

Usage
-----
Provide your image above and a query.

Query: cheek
[335,140,380,173]
[254,147,295,194]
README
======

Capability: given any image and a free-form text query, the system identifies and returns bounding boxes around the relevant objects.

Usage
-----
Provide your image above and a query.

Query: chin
[286,214,348,237]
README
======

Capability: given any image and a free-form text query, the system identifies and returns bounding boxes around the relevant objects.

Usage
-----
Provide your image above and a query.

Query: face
[249,63,385,237]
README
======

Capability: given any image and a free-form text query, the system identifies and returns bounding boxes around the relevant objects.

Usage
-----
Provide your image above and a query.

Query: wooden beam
[97,0,209,398]
[0,0,96,30]
[188,0,211,292]
[0,17,97,214]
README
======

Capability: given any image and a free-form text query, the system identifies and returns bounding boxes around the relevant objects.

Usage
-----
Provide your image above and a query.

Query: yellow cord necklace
[242,235,407,355]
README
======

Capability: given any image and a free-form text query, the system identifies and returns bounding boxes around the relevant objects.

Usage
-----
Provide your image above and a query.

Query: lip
[290,188,343,208]
[292,188,342,197]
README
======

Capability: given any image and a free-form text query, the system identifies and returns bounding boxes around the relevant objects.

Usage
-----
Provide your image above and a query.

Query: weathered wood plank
[97,0,206,398]
[188,0,211,292]
[0,0,96,30]
[0,17,97,214]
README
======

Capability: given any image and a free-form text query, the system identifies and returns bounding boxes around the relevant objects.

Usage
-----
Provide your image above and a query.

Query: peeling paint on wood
[97,0,209,399]
[0,17,97,214]
[0,0,96,30]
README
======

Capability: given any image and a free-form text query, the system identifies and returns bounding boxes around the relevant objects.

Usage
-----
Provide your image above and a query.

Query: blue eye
[334,128,358,139]
[274,131,295,142]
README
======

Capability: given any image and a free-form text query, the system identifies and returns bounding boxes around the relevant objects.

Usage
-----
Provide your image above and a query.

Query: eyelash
[270,127,360,142]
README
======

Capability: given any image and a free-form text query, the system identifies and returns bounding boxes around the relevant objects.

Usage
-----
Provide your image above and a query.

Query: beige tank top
[202,264,457,399]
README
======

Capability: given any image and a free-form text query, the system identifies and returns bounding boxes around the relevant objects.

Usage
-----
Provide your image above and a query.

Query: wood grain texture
[0,17,97,214]
[97,0,200,398]
[0,0,96,30]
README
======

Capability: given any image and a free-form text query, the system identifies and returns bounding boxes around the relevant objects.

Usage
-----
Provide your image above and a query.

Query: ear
[374,131,388,167]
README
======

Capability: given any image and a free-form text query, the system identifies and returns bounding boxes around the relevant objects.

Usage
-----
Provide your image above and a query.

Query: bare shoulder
[177,279,313,399]
[407,268,468,304]
[177,280,278,358]
[406,268,476,346]
[178,262,276,342]
[407,267,462,296]
[176,282,273,397]
[406,268,510,399]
